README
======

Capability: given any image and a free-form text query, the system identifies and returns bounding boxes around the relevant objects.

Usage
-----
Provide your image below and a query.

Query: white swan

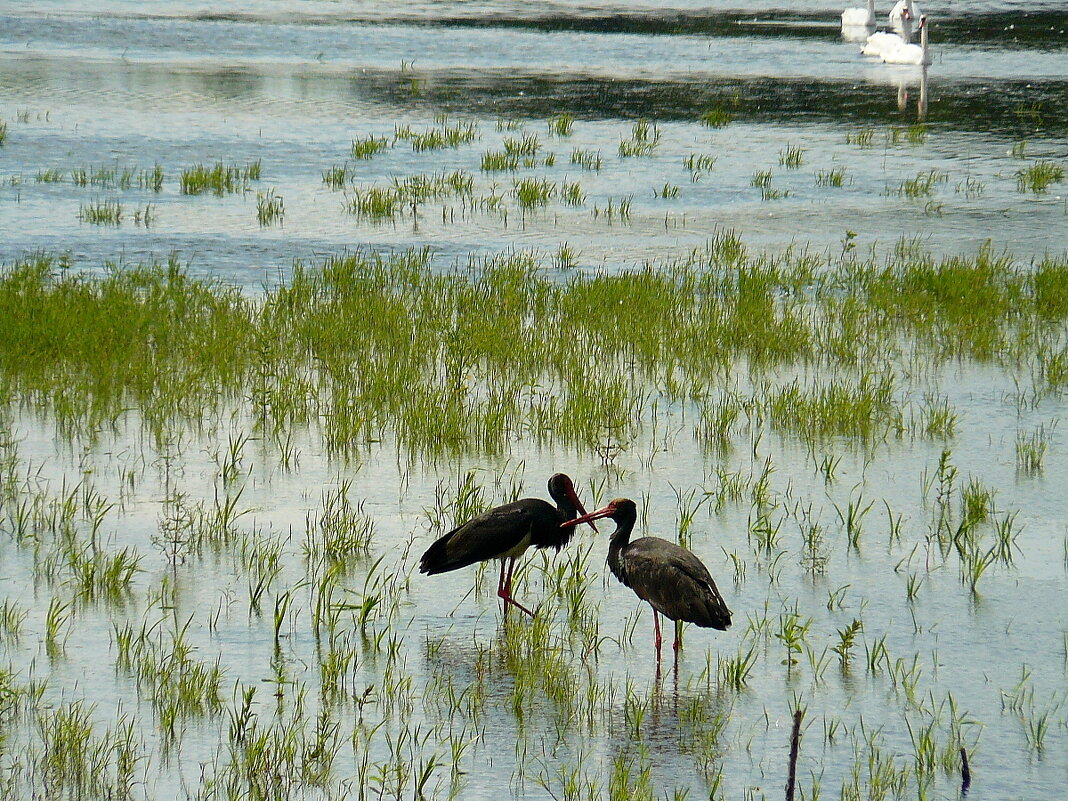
[882,15,930,65]
[861,14,912,57]
[888,0,921,36]
[842,0,876,28]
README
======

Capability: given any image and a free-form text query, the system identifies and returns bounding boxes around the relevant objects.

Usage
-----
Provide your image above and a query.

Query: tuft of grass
[256,188,284,226]
[78,199,123,225]
[0,118,6,145]
[684,153,717,174]
[752,170,788,200]
[396,116,478,151]
[138,164,164,192]
[570,148,602,171]
[894,169,949,198]
[481,150,519,172]
[36,168,64,183]
[816,168,847,187]
[547,113,575,136]
[655,183,679,198]
[322,164,349,190]
[779,144,805,169]
[179,161,261,195]
[1016,161,1065,193]
[514,177,555,209]
[846,128,875,147]
[618,119,660,157]
[701,108,733,128]
[351,134,390,159]
[561,180,585,206]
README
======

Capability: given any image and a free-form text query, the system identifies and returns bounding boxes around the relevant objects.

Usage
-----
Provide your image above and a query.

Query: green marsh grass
[504,133,541,157]
[78,199,123,225]
[514,177,555,209]
[1016,161,1065,193]
[895,169,950,198]
[560,181,584,206]
[481,151,519,171]
[179,160,261,195]
[779,144,805,168]
[700,108,733,128]
[351,134,390,159]
[322,164,350,189]
[256,188,285,226]
[685,153,717,177]
[36,168,64,183]
[816,168,847,187]
[396,117,478,151]
[618,119,660,157]
[548,113,575,136]
[570,148,602,171]
[846,128,875,147]
[0,118,6,145]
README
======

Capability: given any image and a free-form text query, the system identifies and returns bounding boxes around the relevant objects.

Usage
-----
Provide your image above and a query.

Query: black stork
[419,473,595,618]
[562,497,731,662]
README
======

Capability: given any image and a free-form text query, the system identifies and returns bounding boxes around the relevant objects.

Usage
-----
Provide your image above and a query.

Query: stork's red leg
[499,558,535,618]
[653,608,663,662]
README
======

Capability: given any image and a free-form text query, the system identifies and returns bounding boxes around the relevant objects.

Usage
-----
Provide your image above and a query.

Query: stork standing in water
[563,498,731,664]
[419,473,595,618]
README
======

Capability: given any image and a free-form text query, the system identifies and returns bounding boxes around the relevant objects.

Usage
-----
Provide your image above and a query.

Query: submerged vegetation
[2,239,1067,460]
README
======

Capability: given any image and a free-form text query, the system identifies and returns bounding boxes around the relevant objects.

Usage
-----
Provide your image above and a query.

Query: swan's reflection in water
[893,65,929,118]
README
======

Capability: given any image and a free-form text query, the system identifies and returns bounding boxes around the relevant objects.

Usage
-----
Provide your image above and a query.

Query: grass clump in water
[846,128,875,147]
[512,178,555,210]
[779,144,805,169]
[685,153,717,176]
[481,151,520,172]
[36,168,64,183]
[570,148,602,171]
[256,188,284,226]
[752,170,788,200]
[548,113,575,136]
[1016,161,1065,193]
[504,133,541,157]
[78,199,123,225]
[179,160,261,195]
[700,108,733,128]
[894,169,949,198]
[322,164,350,190]
[396,117,478,151]
[618,119,660,157]
[816,168,847,187]
[351,135,390,159]
[561,181,585,206]
[0,118,6,145]
[514,177,555,209]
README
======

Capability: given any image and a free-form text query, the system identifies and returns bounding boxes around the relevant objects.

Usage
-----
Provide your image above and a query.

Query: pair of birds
[845,0,932,66]
[419,473,732,662]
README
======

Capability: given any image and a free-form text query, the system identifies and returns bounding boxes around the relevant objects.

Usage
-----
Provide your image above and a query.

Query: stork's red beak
[561,501,615,530]
[565,486,597,532]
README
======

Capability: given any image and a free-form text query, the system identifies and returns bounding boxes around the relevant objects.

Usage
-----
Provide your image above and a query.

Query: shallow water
[1,2,1067,799]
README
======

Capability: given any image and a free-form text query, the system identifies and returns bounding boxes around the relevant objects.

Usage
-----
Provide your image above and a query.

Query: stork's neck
[606,517,635,581]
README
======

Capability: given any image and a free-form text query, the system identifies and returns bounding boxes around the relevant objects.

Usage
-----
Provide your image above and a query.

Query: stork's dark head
[548,473,597,531]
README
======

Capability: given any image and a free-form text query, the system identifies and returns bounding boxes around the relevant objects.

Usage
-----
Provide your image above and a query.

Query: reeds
[1016,161,1065,193]
[618,119,660,157]
[256,188,285,226]
[179,160,261,195]
[78,199,123,225]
